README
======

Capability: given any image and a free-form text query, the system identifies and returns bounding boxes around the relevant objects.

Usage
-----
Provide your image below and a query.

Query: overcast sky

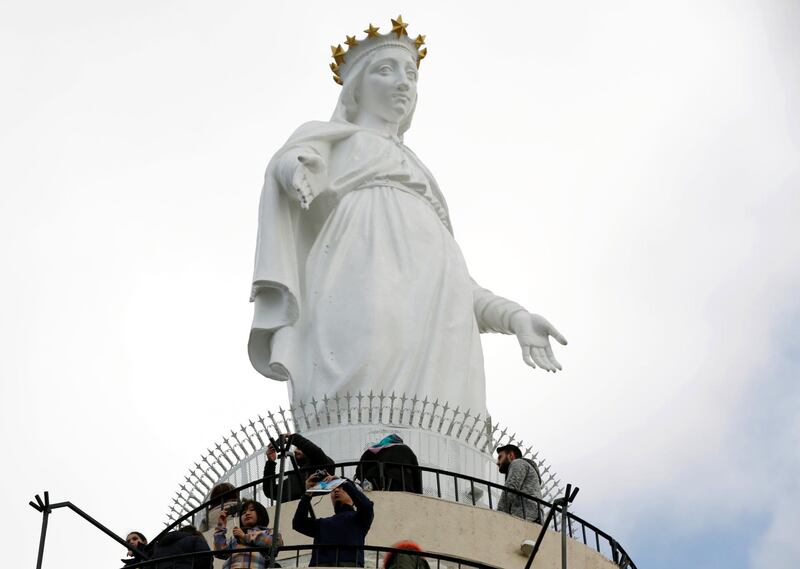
[1,1,798,568]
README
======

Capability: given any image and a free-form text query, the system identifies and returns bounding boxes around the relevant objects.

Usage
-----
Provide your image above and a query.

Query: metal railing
[30,462,635,568]
[121,544,501,568]
[158,460,636,569]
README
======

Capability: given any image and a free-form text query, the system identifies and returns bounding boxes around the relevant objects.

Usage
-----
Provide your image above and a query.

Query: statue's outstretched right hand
[511,311,568,372]
[292,154,328,210]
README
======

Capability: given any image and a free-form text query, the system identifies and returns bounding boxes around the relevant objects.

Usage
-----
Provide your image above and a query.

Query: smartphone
[307,477,346,495]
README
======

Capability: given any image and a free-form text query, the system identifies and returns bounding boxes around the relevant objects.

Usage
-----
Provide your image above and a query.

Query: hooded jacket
[355,435,422,493]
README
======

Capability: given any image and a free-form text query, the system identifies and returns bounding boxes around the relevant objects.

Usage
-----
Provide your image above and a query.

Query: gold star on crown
[390,15,409,38]
[329,15,428,86]
[330,44,346,65]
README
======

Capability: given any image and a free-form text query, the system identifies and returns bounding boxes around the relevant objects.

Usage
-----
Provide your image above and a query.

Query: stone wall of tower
[201,492,617,569]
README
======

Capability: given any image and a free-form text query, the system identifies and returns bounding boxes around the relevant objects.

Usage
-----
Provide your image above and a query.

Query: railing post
[524,483,579,569]
[30,492,153,566]
[524,499,558,569]
[269,435,290,567]
[36,507,50,569]
[561,484,571,569]
[31,492,50,569]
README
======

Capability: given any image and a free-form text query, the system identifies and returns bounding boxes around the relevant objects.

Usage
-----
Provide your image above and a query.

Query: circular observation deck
[164,395,636,569]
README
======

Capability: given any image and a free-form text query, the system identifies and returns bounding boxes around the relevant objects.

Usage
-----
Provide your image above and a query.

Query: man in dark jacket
[355,434,422,494]
[292,474,374,567]
[263,432,335,503]
[149,526,211,569]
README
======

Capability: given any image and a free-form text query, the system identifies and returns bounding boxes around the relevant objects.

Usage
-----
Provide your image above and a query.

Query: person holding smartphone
[292,473,374,567]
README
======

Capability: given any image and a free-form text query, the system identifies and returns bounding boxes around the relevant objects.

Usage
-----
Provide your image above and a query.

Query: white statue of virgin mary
[248,17,567,415]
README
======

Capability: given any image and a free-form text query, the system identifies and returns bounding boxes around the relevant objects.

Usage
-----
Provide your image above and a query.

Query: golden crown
[329,15,427,85]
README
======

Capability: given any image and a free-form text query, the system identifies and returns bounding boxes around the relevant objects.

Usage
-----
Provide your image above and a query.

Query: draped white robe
[249,121,521,415]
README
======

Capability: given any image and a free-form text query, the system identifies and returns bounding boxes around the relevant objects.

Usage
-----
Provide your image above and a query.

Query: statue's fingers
[521,346,537,369]
[545,345,562,371]
[294,174,312,197]
[530,347,550,371]
[533,347,553,372]
[534,347,555,372]
[292,168,308,191]
[294,179,311,209]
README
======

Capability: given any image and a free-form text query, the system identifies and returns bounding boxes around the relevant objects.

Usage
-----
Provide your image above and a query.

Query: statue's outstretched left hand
[510,312,568,372]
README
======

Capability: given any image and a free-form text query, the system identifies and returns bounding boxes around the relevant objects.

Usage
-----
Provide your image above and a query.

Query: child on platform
[214,499,282,569]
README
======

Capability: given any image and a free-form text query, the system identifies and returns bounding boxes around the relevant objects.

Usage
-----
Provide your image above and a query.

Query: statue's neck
[353,111,400,136]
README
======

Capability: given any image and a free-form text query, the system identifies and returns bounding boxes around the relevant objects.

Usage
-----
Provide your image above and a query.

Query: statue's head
[329,16,427,137]
[353,46,418,125]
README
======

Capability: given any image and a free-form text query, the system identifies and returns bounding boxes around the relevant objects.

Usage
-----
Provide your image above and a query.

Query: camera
[311,469,330,481]
[223,502,242,516]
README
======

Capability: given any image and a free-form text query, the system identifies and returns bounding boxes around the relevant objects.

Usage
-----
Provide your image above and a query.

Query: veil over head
[329,50,418,140]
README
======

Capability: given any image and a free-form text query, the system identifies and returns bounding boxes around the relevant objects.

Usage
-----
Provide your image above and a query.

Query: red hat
[383,540,423,567]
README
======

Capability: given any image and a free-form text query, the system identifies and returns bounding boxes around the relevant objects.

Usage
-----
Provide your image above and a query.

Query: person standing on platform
[496,444,543,523]
[151,525,212,569]
[263,432,335,502]
[292,473,374,567]
[214,499,282,569]
[123,531,148,566]
[383,540,431,568]
[355,434,422,493]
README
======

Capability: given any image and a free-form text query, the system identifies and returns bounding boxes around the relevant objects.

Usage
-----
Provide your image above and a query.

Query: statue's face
[356,47,418,124]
